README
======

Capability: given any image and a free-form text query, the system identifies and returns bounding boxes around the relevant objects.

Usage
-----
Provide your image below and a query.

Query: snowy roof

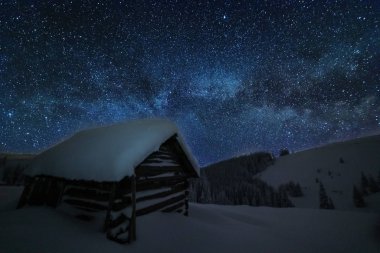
[25,119,199,181]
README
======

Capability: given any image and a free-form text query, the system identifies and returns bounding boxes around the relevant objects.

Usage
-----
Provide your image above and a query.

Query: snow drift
[0,187,379,253]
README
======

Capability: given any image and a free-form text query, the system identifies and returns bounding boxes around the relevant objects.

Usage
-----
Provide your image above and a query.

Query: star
[0,1,378,165]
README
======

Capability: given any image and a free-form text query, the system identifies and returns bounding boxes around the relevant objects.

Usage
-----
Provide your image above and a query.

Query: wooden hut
[18,119,199,243]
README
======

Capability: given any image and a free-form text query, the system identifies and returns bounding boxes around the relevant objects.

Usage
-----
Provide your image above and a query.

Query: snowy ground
[0,186,379,253]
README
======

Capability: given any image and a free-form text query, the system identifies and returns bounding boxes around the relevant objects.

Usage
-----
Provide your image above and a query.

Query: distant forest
[189,152,297,208]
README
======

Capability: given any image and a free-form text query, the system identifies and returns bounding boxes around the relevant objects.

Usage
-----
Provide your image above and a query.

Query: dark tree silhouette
[294,183,303,197]
[368,174,379,193]
[189,152,294,208]
[328,197,335,209]
[279,148,290,157]
[319,182,334,209]
[361,172,369,195]
[279,181,303,197]
[353,185,366,208]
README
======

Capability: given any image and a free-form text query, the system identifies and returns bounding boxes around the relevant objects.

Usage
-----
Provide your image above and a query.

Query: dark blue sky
[0,0,379,165]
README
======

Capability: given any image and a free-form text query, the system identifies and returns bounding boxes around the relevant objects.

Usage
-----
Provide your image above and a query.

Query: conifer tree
[279,148,290,156]
[294,183,303,197]
[328,197,335,209]
[361,172,369,195]
[353,185,366,207]
[319,182,329,209]
[368,174,379,193]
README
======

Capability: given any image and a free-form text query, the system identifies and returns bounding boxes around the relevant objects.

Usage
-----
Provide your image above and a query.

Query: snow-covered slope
[258,135,380,210]
[0,187,378,253]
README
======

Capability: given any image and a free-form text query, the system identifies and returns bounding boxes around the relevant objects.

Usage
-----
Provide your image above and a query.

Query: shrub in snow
[353,185,366,208]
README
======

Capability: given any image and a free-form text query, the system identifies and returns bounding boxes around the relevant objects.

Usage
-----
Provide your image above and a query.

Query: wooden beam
[136,183,186,203]
[137,174,186,186]
[103,183,117,232]
[136,194,186,217]
[129,175,137,242]
[108,213,129,229]
[141,157,180,164]
[71,206,100,213]
[111,196,132,212]
[112,182,186,211]
[161,201,185,213]
[135,165,183,177]
[63,198,108,211]
[115,175,186,195]
[65,187,111,202]
[136,179,185,193]
[184,189,189,216]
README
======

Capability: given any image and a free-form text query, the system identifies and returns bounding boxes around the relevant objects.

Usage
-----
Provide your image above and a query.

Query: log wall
[105,142,190,243]
[18,137,193,244]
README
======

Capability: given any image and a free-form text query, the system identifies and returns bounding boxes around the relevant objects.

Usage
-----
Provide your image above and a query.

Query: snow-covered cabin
[18,119,199,243]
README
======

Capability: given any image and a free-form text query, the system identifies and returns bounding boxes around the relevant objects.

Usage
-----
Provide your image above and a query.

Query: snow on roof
[25,118,199,181]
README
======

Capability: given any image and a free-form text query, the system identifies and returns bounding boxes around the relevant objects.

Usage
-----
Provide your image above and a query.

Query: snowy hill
[258,134,380,211]
[0,186,379,253]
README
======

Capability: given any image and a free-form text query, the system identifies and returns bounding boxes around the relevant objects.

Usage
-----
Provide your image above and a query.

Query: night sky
[0,1,379,165]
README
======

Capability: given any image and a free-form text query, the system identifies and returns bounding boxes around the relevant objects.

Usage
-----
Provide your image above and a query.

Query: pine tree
[353,185,366,207]
[255,193,262,206]
[368,174,379,193]
[319,182,330,209]
[328,197,335,209]
[294,183,303,197]
[279,148,290,156]
[361,172,369,195]
[1,156,7,166]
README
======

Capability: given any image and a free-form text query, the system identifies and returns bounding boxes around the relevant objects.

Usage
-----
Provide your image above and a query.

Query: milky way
[0,1,379,165]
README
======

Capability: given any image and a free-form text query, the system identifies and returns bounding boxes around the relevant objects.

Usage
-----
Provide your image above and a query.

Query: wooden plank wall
[106,143,190,243]
[20,140,191,244]
[135,144,189,217]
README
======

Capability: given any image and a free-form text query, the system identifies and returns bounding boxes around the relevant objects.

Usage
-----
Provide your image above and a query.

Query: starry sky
[0,0,379,166]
